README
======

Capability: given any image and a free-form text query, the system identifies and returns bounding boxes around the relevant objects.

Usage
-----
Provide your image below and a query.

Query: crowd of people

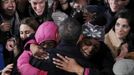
[0,0,134,75]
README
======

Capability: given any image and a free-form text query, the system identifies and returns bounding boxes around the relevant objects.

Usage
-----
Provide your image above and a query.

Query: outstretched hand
[2,64,13,75]
[53,54,84,75]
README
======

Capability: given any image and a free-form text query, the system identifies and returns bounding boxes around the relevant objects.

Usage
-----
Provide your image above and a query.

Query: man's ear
[77,34,84,44]
[56,32,60,42]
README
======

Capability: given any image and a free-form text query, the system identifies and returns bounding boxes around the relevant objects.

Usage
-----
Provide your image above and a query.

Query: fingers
[53,58,63,66]
[32,45,50,60]
[2,64,13,73]
[53,54,67,67]
[53,54,80,73]
[65,56,71,60]
[5,64,13,70]
[121,43,128,49]
[53,54,71,68]
[53,57,63,64]
[53,54,73,64]
[34,53,49,60]
[33,50,49,60]
[55,65,64,70]
[0,22,11,32]
[56,54,69,62]
[6,40,15,51]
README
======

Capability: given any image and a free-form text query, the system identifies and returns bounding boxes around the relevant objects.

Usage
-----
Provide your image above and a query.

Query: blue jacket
[0,44,5,70]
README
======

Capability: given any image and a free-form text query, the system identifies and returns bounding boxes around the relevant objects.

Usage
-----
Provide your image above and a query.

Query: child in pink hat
[17,21,58,75]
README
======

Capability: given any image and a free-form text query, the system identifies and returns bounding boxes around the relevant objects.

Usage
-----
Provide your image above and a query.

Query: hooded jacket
[17,21,58,75]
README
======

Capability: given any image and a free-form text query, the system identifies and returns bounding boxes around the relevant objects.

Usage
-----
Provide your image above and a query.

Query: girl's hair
[79,37,100,57]
[20,17,39,31]
[111,9,134,33]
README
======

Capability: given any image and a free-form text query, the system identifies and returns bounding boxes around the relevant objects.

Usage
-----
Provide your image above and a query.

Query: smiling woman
[0,0,16,16]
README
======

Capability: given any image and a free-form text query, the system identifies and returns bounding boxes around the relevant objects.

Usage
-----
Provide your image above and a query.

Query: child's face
[81,45,93,57]
[40,41,57,49]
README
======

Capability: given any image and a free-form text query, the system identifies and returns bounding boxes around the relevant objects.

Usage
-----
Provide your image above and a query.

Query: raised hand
[1,64,13,75]
[0,21,11,32]
[116,43,128,61]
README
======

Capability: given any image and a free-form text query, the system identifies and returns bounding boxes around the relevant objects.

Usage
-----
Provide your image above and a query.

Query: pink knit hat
[35,21,58,44]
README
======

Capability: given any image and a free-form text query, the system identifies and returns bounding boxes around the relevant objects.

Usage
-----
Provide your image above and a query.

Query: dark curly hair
[79,37,100,57]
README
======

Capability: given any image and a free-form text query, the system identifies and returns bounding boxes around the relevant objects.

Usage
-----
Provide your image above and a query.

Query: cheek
[26,34,31,37]
[124,29,130,35]
[115,27,119,33]
[31,4,36,10]
[3,4,8,9]
[40,4,45,11]
[33,6,37,10]
[13,3,16,8]
[83,46,93,53]
[87,47,93,53]
[108,0,114,5]
[27,31,34,37]
[20,34,24,39]
[41,3,45,7]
